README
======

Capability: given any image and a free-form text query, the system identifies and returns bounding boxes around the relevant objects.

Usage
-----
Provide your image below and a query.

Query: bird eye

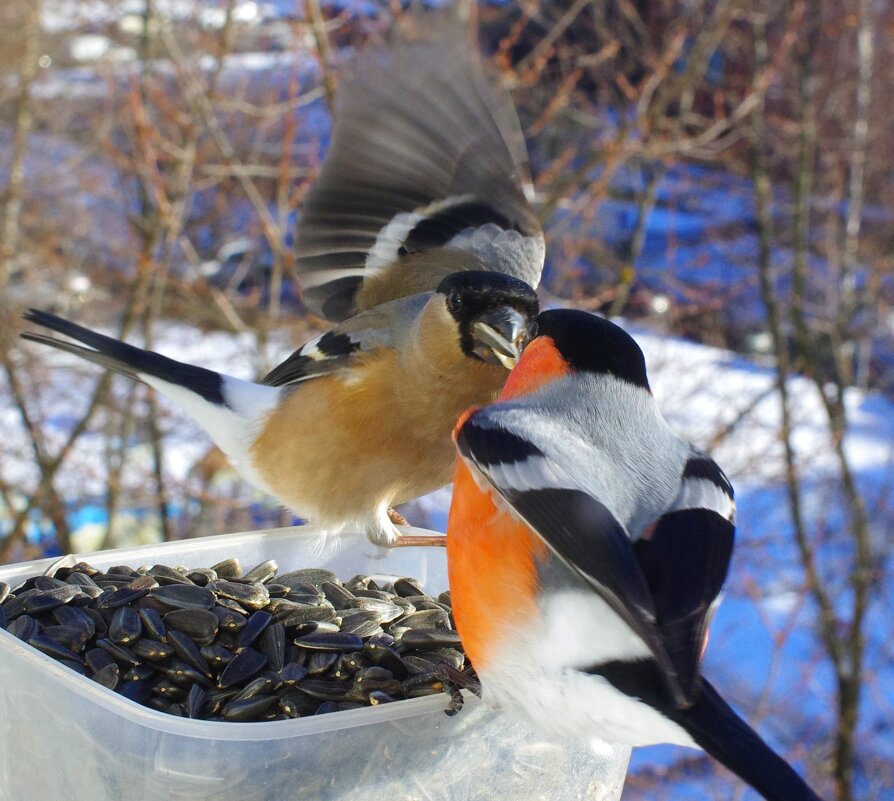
[447,292,462,314]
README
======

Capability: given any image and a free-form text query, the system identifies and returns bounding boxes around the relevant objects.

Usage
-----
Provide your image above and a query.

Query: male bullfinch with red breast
[20,23,543,548]
[447,309,824,801]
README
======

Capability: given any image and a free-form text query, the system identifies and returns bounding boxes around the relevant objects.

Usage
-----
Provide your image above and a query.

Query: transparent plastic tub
[0,526,629,801]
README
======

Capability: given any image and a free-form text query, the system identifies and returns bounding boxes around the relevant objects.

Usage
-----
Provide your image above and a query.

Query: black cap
[535,309,649,390]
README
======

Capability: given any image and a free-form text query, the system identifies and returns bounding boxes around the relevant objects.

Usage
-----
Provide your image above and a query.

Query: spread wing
[456,414,735,709]
[296,24,544,321]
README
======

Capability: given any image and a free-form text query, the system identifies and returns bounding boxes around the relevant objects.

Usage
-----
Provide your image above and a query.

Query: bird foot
[383,507,446,547]
[434,665,481,716]
[387,508,409,526]
[366,509,446,548]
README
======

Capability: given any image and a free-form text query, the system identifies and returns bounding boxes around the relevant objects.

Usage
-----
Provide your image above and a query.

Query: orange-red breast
[20,20,545,549]
[447,308,823,801]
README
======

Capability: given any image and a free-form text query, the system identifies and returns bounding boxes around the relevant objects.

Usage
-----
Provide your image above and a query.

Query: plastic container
[0,526,630,801]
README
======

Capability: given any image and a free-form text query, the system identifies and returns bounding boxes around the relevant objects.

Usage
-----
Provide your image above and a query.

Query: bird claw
[434,664,481,715]
[387,508,409,526]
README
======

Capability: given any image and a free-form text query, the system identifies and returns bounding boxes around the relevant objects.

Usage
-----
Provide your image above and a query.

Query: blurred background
[0,1,891,799]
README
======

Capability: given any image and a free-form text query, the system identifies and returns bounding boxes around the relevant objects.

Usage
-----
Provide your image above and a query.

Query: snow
[39,0,373,34]
[26,48,320,101]
[27,315,873,540]
[41,0,222,33]
[68,34,113,62]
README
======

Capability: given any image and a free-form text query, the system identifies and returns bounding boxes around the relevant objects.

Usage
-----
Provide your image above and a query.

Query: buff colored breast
[250,346,508,526]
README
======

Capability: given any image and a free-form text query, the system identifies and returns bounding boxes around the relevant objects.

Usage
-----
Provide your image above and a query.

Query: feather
[295,24,543,320]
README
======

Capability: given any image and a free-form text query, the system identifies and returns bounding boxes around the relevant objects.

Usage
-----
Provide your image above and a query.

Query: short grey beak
[471,308,532,369]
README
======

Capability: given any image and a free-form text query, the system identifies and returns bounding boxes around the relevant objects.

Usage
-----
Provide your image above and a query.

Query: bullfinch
[22,272,537,547]
[21,23,544,548]
[447,308,824,801]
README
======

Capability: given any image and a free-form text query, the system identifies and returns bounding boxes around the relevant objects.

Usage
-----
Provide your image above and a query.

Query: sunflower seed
[257,622,286,672]
[96,639,141,667]
[217,647,268,689]
[294,632,364,653]
[235,610,272,651]
[29,634,81,663]
[42,625,88,652]
[150,584,215,610]
[146,565,194,586]
[209,558,241,579]
[133,639,174,662]
[137,607,166,641]
[242,560,278,584]
[167,630,211,676]
[399,629,463,650]
[393,577,425,597]
[23,585,81,614]
[186,684,207,719]
[278,604,337,628]
[208,580,269,611]
[109,607,142,645]
[200,643,235,668]
[90,663,120,690]
[7,614,39,641]
[165,608,219,646]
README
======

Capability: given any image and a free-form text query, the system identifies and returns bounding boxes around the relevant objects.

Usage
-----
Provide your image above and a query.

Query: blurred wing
[633,453,736,701]
[455,410,689,708]
[262,307,394,387]
[297,26,544,321]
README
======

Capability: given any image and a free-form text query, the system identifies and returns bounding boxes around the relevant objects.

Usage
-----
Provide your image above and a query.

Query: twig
[0,1,39,294]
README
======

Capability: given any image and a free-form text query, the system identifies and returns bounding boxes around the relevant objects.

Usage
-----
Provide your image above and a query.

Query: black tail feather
[674,678,824,801]
[22,310,225,405]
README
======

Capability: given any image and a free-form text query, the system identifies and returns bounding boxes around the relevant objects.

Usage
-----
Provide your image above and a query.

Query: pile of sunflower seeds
[0,558,477,722]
